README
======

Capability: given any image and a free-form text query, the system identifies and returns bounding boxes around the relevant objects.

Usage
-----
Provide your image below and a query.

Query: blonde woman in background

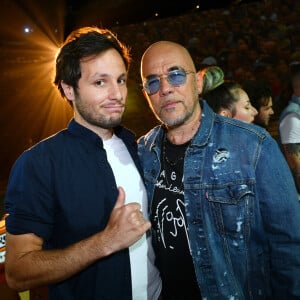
[201,66,258,123]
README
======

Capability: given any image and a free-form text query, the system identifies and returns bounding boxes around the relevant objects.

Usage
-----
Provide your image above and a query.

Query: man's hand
[102,187,151,254]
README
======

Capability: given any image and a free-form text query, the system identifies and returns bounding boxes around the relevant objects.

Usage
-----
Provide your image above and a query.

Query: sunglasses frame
[142,69,195,95]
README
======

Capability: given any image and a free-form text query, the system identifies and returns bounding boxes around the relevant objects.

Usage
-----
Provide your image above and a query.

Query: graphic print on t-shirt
[151,139,202,299]
[153,168,191,251]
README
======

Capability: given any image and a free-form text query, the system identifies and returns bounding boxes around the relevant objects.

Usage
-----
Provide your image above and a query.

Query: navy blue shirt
[5,120,141,300]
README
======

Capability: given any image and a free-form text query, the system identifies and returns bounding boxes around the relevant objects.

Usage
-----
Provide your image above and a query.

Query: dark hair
[290,62,300,87]
[290,61,300,77]
[242,80,272,110]
[203,81,242,116]
[54,26,131,100]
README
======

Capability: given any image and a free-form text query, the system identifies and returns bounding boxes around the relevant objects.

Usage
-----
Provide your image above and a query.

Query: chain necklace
[161,134,189,189]
[162,136,183,166]
[162,134,191,166]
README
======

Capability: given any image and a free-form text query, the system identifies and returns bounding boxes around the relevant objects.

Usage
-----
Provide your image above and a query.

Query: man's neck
[166,110,201,145]
[74,117,114,141]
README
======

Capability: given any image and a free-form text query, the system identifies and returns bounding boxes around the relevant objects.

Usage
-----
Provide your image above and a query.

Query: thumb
[113,186,126,209]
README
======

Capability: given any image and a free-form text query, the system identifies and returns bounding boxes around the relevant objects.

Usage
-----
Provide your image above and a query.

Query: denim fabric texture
[138,100,300,299]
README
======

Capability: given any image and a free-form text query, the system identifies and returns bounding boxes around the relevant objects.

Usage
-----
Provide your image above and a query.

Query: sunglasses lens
[144,69,188,95]
[168,70,187,86]
[145,78,160,95]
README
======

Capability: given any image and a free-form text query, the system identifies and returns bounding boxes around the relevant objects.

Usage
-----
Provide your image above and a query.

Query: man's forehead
[141,42,195,77]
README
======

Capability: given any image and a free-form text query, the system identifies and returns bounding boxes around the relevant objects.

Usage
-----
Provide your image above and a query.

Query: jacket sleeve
[255,134,300,298]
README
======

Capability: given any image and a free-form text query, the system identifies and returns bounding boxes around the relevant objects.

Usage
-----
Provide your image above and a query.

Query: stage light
[23,26,33,34]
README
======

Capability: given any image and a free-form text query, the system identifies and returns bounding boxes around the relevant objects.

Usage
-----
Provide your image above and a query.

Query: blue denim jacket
[138,101,300,299]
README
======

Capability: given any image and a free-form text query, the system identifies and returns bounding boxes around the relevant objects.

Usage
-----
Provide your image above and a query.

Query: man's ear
[196,71,203,94]
[219,109,232,118]
[61,81,75,102]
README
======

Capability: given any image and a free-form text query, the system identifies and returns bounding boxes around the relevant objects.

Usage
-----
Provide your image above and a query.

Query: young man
[4,27,161,300]
[138,41,300,299]
[279,63,300,196]
[242,79,274,128]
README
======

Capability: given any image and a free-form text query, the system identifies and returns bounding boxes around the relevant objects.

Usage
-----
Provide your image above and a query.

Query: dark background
[1,0,261,185]
[1,0,299,217]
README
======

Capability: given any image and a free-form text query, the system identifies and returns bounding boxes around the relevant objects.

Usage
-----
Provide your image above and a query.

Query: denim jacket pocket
[206,183,254,238]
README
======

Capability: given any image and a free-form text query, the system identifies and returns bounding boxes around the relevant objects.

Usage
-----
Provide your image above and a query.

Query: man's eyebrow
[168,66,182,72]
[90,72,127,80]
[90,73,109,79]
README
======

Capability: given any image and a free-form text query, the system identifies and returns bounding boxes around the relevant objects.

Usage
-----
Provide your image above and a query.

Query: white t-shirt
[103,134,161,300]
[279,112,300,200]
[279,112,300,144]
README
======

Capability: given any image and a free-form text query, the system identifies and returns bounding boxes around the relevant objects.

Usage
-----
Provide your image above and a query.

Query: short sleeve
[279,112,300,143]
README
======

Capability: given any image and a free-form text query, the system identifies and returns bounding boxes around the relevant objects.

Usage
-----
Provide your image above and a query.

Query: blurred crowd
[112,0,300,126]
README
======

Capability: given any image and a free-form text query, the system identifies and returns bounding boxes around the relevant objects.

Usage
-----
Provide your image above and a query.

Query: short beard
[150,100,195,127]
[161,109,193,127]
[75,99,123,129]
[92,116,122,129]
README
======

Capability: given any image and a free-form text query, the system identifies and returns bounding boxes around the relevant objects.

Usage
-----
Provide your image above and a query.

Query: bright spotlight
[23,26,33,34]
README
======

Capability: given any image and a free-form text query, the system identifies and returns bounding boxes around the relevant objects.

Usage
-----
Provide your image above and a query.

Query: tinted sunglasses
[142,69,195,95]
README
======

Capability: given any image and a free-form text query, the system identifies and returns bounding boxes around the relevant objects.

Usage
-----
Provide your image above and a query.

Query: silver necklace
[161,134,189,188]
[162,135,185,166]
[162,134,191,166]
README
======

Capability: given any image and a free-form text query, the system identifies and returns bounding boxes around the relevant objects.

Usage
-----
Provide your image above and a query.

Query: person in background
[4,26,161,300]
[279,62,300,197]
[138,40,300,299]
[242,79,274,128]
[0,214,20,300]
[201,66,258,123]
[200,65,224,95]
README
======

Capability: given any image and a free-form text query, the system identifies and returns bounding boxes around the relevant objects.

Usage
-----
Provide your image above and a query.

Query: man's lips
[103,104,124,111]
[161,100,181,109]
